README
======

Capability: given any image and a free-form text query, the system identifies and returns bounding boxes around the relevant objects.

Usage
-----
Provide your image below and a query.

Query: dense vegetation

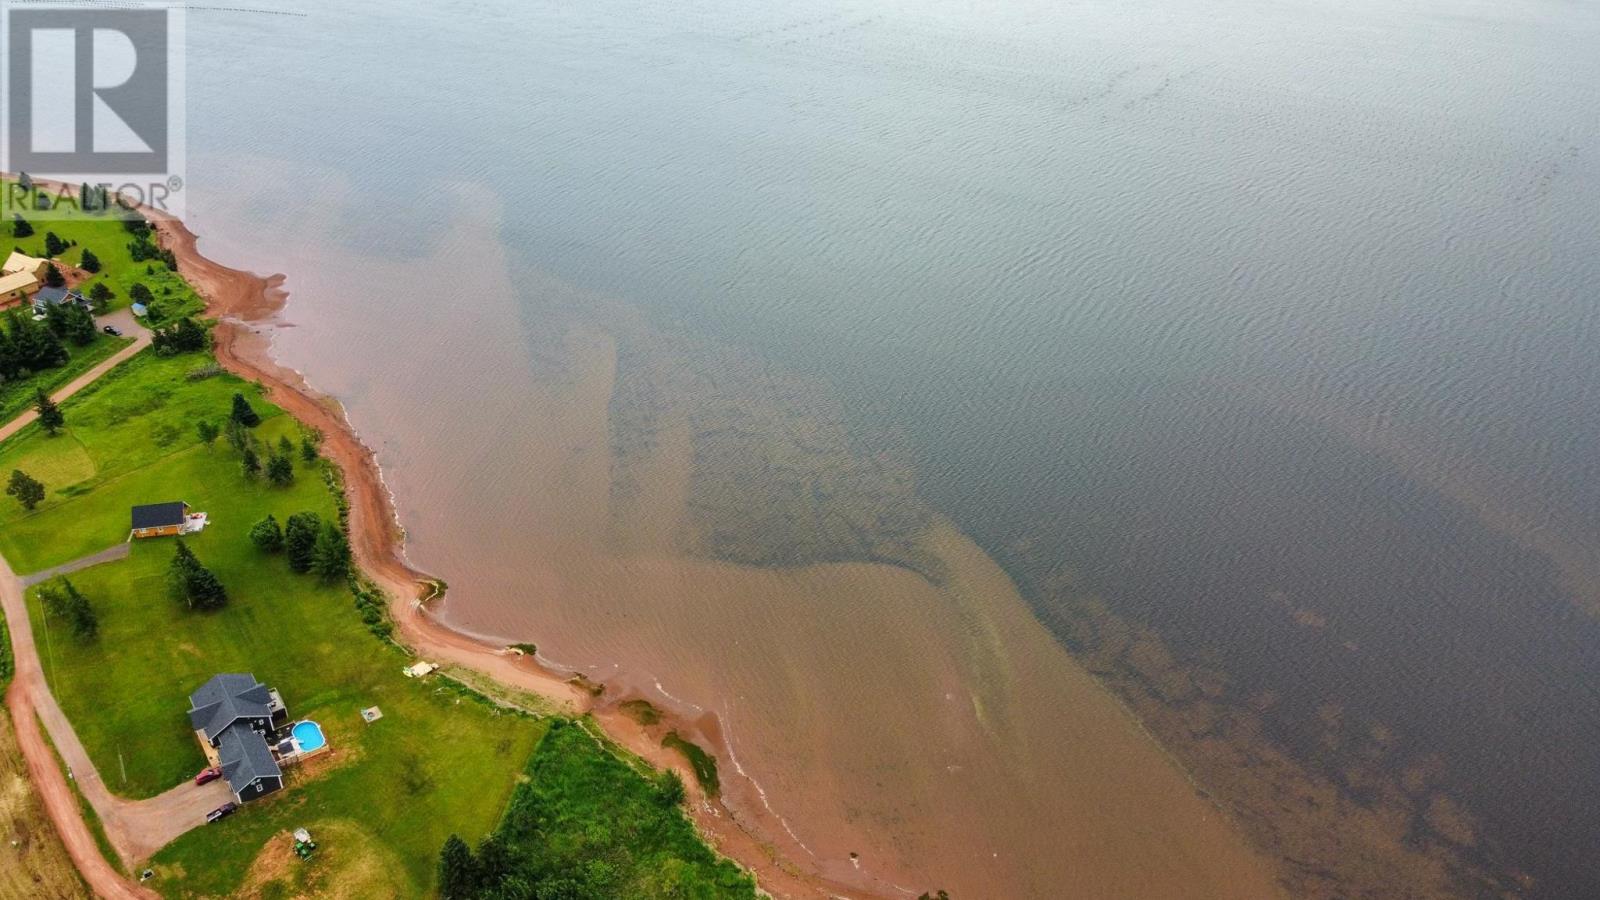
[437,721,755,900]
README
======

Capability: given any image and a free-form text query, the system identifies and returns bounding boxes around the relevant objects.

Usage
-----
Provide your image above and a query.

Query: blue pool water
[291,721,326,752]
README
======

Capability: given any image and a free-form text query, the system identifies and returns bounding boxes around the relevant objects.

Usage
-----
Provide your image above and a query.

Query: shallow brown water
[179,0,1600,893]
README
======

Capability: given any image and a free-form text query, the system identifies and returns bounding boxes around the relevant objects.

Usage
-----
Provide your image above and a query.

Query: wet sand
[147,180,1288,898]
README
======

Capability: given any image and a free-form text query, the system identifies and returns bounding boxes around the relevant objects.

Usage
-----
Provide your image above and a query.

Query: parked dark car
[102,325,121,336]
[205,802,237,824]
[194,767,222,786]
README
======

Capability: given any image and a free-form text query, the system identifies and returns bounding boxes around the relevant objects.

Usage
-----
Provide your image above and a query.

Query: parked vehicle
[102,325,121,336]
[194,766,222,786]
[205,802,237,824]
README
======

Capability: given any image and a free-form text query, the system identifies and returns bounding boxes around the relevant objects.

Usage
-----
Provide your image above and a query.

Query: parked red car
[194,767,222,786]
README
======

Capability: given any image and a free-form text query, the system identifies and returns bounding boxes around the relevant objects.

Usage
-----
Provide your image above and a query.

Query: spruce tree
[437,834,478,900]
[229,392,261,427]
[168,540,226,610]
[11,213,33,238]
[284,512,322,573]
[79,248,101,272]
[43,263,64,287]
[249,515,284,552]
[241,445,261,479]
[6,469,45,510]
[60,579,98,640]
[34,388,64,434]
[63,304,96,346]
[311,522,351,582]
[266,451,294,486]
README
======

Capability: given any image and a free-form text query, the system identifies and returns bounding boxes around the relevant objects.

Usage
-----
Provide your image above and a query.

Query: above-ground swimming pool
[291,720,326,752]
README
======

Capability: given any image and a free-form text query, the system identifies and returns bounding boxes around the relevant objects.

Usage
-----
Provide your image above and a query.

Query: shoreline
[147,209,896,899]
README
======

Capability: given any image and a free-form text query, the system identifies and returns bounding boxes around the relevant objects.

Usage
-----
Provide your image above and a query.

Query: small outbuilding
[131,501,190,539]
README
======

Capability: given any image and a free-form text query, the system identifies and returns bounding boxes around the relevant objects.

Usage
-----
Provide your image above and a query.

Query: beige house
[0,271,39,308]
[0,251,49,308]
[3,251,49,279]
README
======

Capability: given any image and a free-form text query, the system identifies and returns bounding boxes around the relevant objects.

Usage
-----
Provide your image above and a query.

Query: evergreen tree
[300,435,320,463]
[43,262,64,287]
[89,282,114,308]
[79,248,101,273]
[196,419,220,448]
[43,231,67,256]
[311,522,351,582]
[62,304,96,346]
[152,317,208,355]
[17,172,32,192]
[224,416,251,453]
[266,451,294,486]
[0,326,17,381]
[7,311,68,371]
[59,579,98,640]
[11,213,33,238]
[284,512,322,573]
[249,514,284,553]
[35,388,64,435]
[128,282,154,307]
[229,392,261,427]
[168,540,227,610]
[241,445,261,479]
[43,298,71,335]
[438,834,479,900]
[6,469,44,510]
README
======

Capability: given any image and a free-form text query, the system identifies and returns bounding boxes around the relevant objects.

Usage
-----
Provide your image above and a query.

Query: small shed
[131,501,190,539]
[131,302,148,317]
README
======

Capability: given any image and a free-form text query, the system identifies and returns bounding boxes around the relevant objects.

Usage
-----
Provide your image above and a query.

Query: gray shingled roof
[132,501,187,530]
[216,724,281,794]
[187,673,272,742]
[32,286,87,307]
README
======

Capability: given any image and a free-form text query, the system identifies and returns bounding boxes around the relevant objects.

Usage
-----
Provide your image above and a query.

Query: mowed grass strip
[5,347,545,897]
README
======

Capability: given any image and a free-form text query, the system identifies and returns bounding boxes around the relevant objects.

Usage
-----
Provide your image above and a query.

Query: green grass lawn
[0,351,265,572]
[4,178,204,320]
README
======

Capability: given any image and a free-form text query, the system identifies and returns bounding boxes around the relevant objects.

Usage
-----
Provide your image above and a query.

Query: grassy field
[0,352,270,573]
[475,721,757,898]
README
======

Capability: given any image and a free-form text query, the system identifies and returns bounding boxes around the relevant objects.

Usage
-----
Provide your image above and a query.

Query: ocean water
[181,0,1600,895]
